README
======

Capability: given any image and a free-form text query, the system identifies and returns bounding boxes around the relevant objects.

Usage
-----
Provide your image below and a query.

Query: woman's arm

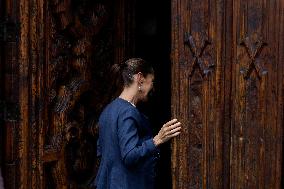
[118,108,181,167]
[118,111,158,167]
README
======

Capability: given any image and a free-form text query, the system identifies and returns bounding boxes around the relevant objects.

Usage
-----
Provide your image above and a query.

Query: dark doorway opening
[134,0,172,189]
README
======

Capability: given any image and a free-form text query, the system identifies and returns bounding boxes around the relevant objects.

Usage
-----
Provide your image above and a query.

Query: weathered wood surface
[171,0,284,189]
[1,0,283,188]
[1,0,134,188]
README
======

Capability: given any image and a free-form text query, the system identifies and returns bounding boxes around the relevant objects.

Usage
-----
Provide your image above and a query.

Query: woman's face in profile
[140,74,154,102]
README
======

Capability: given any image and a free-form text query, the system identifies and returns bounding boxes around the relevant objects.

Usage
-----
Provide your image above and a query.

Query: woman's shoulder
[116,98,139,116]
[109,97,135,110]
[100,97,138,116]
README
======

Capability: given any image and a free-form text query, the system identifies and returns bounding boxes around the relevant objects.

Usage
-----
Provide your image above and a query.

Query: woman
[93,58,181,189]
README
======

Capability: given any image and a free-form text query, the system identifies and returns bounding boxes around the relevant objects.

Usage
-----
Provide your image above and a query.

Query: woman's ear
[136,72,144,84]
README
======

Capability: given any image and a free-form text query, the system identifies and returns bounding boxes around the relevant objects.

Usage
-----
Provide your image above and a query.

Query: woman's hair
[108,58,154,98]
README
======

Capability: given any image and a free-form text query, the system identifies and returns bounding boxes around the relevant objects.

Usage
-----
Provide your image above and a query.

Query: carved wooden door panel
[171,0,284,189]
[1,0,135,188]
[230,1,283,188]
[41,1,115,188]
[40,1,134,189]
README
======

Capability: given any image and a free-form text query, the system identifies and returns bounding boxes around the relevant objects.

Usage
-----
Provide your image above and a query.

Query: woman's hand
[153,119,182,146]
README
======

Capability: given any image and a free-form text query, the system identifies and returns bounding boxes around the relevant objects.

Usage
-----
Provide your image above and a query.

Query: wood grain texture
[1,0,283,188]
[171,0,284,188]
[231,1,283,188]
[1,0,133,188]
[171,0,224,188]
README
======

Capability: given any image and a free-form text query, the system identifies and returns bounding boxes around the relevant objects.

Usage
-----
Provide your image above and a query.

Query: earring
[138,85,142,92]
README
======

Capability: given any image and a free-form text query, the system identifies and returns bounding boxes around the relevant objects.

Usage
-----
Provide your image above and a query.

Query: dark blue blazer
[93,98,159,189]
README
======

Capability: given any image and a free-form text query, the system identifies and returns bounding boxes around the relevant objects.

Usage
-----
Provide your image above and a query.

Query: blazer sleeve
[118,108,158,167]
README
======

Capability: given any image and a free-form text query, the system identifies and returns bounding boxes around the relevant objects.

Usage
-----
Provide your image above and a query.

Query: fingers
[163,118,178,127]
[167,125,182,135]
[164,119,181,134]
[155,119,182,146]
[168,131,181,138]
[164,123,181,140]
[165,122,181,131]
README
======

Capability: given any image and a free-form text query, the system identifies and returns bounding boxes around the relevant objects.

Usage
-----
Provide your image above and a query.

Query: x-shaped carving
[184,34,213,77]
[240,37,267,79]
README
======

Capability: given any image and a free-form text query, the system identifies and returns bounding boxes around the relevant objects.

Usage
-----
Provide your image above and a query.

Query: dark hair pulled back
[107,58,154,100]
[113,57,154,85]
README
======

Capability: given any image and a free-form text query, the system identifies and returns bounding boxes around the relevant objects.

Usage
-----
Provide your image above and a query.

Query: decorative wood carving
[230,1,283,189]
[42,0,113,188]
[1,0,283,188]
[239,35,268,79]
[172,0,283,189]
[184,33,214,77]
[172,0,221,189]
[1,0,128,188]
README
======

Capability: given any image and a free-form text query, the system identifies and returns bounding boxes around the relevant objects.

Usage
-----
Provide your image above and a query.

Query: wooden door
[171,0,284,189]
[0,0,135,188]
